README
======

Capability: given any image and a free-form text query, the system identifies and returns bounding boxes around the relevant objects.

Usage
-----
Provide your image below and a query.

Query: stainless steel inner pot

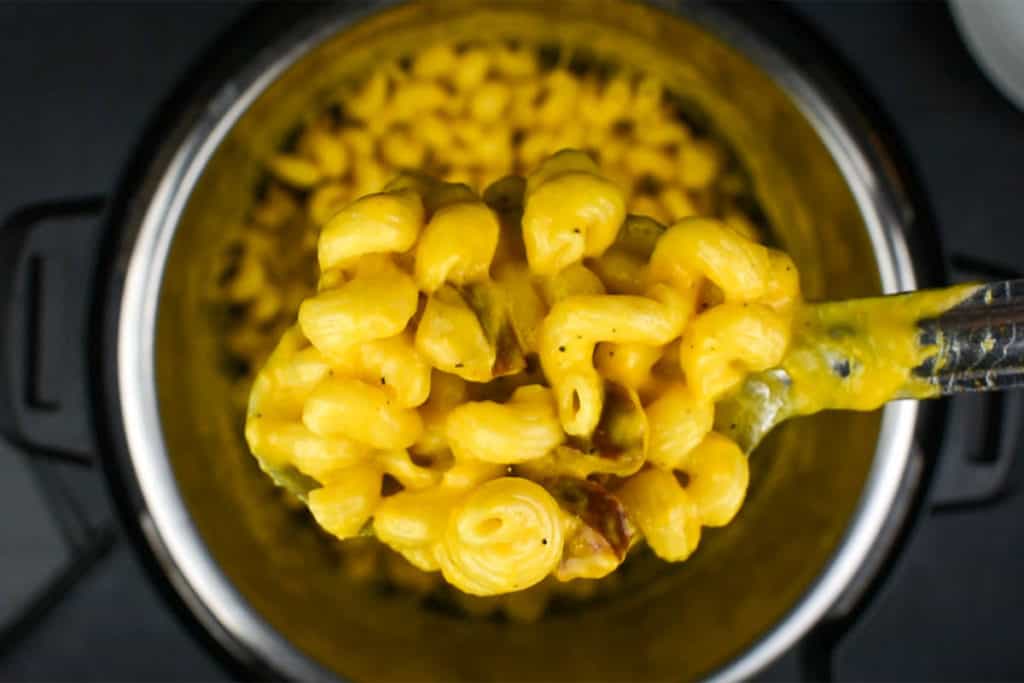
[113,1,926,680]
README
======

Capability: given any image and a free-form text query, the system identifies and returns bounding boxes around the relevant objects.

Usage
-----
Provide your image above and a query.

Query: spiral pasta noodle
[438,478,565,595]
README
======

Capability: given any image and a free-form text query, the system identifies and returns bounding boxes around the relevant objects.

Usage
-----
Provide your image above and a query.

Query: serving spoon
[715,279,1024,453]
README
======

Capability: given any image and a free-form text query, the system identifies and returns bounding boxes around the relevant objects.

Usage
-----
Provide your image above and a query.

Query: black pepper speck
[833,358,852,378]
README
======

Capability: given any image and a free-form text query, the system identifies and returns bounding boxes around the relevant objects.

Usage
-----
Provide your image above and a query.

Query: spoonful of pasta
[244,148,1024,597]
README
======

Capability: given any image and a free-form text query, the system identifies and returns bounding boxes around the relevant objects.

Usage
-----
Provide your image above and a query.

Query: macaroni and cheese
[218,38,774,613]
[245,149,801,596]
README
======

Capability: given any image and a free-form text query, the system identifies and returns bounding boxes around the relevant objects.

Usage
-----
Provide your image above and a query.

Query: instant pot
[1,1,1007,680]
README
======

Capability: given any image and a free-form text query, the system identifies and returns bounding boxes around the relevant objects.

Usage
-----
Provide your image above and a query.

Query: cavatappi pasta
[216,38,771,615]
[245,149,800,597]
[212,39,762,417]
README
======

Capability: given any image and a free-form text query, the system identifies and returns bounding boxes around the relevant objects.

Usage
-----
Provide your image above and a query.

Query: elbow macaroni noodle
[222,38,800,605]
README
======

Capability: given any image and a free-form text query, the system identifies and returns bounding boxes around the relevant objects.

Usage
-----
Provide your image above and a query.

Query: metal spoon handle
[716,279,1024,453]
[915,279,1024,394]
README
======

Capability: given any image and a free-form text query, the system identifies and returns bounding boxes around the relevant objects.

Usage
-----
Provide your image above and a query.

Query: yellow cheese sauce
[781,282,981,416]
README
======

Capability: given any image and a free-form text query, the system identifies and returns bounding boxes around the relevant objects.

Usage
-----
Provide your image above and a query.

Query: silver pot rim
[111,2,923,680]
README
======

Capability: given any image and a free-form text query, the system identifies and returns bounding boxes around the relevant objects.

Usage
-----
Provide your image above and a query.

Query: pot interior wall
[155,1,884,680]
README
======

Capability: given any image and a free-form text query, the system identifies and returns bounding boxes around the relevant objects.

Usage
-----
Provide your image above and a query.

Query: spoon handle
[715,279,1024,454]
[915,279,1024,394]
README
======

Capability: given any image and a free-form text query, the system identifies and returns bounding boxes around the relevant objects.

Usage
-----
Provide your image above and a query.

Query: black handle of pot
[0,197,107,465]
[927,364,1024,510]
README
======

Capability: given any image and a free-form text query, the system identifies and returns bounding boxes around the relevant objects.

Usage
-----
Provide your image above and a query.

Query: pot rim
[101,2,927,680]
